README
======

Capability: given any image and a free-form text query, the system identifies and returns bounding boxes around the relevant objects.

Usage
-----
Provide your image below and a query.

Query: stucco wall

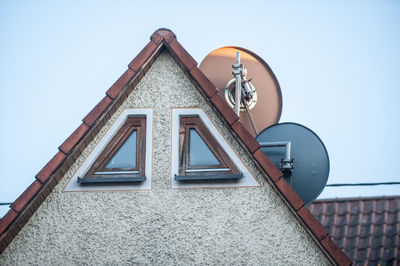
[0,51,331,265]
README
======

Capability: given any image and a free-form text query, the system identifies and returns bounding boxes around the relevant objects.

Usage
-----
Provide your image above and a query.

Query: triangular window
[188,129,220,166]
[78,116,146,184]
[176,116,242,181]
[105,130,137,169]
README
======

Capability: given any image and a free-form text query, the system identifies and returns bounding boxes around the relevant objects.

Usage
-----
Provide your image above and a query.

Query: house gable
[0,29,350,265]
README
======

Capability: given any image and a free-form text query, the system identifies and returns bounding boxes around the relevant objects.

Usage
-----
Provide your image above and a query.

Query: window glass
[189,129,220,166]
[105,130,137,169]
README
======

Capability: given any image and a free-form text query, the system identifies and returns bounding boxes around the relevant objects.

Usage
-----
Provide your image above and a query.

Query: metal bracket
[258,141,294,174]
[231,52,257,116]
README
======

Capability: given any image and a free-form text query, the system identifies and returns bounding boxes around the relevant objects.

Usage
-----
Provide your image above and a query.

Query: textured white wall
[0,51,331,265]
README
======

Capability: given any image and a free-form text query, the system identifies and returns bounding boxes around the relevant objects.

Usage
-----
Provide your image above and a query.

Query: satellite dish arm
[233,52,242,116]
[259,141,294,173]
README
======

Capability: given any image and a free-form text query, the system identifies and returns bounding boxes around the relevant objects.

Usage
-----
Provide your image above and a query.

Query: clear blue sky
[1,1,400,216]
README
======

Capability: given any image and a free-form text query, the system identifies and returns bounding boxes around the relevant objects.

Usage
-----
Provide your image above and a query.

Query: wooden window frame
[176,115,242,181]
[78,116,146,184]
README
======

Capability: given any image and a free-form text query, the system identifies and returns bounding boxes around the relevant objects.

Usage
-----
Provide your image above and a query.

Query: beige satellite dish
[199,47,282,137]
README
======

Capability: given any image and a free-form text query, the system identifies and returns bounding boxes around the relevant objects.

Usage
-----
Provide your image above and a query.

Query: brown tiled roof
[0,28,350,265]
[309,196,400,265]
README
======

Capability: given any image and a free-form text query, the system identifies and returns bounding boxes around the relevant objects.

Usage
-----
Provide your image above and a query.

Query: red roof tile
[0,28,349,265]
[275,178,304,211]
[0,210,18,234]
[210,93,239,126]
[321,236,352,266]
[309,196,400,265]
[253,149,283,182]
[82,95,113,127]
[165,37,197,71]
[128,42,161,73]
[348,225,360,238]
[10,180,42,213]
[59,123,89,154]
[106,69,136,99]
[231,120,260,154]
[189,67,218,98]
[151,28,175,42]
[35,152,67,184]
[298,206,329,240]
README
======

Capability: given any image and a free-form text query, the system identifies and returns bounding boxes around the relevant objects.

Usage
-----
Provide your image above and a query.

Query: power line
[0,203,12,206]
[326,182,400,187]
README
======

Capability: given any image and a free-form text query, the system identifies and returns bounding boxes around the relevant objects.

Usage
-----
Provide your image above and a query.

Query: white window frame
[63,108,153,192]
[171,108,260,189]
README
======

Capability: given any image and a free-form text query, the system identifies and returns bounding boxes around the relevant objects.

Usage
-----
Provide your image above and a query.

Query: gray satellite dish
[256,122,329,205]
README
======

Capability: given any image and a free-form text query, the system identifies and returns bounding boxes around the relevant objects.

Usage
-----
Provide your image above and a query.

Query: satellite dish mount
[228,52,257,116]
[258,141,294,180]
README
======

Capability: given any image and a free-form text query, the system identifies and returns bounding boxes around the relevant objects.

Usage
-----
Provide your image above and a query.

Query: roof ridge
[314,195,400,202]
[0,28,350,265]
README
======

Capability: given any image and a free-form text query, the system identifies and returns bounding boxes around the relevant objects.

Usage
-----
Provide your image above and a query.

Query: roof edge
[314,195,400,202]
